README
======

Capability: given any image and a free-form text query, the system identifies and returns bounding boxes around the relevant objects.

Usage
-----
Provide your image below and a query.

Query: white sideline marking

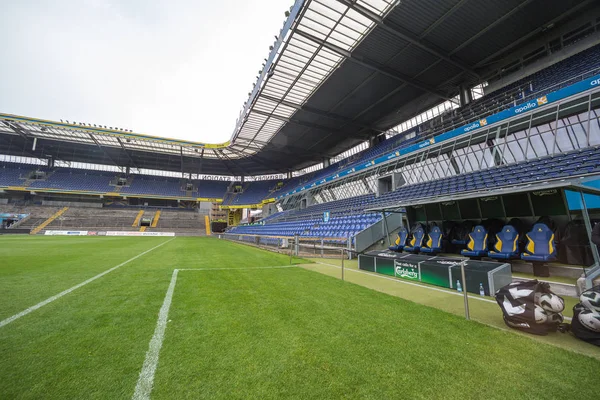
[132,269,179,400]
[311,261,573,321]
[179,265,298,271]
[0,238,176,329]
[131,264,296,399]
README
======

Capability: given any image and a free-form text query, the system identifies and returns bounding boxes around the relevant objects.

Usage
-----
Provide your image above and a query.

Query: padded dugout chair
[461,225,488,258]
[420,226,443,254]
[488,225,520,260]
[404,226,425,253]
[521,223,556,277]
[388,227,408,252]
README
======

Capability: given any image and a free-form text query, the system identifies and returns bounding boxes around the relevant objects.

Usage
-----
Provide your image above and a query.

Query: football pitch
[1,236,599,399]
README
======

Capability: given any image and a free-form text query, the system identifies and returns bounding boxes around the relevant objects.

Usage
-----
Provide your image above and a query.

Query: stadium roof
[1,0,597,176]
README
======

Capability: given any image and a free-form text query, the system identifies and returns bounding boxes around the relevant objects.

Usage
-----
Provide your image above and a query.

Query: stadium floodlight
[285,11,290,17]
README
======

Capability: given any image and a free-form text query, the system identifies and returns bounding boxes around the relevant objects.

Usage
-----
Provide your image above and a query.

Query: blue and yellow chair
[421,226,443,254]
[488,225,520,260]
[388,227,408,252]
[461,225,488,258]
[521,223,556,277]
[404,226,425,253]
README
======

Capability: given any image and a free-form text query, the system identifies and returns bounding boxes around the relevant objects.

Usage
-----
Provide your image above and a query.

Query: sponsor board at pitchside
[394,260,418,280]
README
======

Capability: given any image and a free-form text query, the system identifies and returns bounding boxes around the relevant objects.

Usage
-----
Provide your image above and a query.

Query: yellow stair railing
[151,210,161,228]
[132,210,144,227]
[139,226,147,232]
[31,207,69,235]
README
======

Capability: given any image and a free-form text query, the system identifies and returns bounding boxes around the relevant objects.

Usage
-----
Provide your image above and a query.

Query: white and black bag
[495,280,565,336]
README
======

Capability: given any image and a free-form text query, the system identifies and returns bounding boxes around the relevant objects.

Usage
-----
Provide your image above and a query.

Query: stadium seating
[404,226,425,253]
[227,212,379,241]
[522,223,557,262]
[29,169,114,192]
[461,226,489,258]
[121,176,184,197]
[420,226,443,254]
[195,180,230,199]
[488,225,520,260]
[388,227,408,252]
[0,162,35,187]
[223,180,279,205]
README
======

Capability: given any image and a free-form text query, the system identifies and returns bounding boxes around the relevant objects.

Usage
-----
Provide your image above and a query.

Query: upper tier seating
[0,162,34,187]
[121,176,185,197]
[223,180,280,205]
[195,180,231,199]
[29,169,114,192]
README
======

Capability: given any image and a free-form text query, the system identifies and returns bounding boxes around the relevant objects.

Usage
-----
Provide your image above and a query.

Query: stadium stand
[223,180,280,206]
[121,175,185,197]
[29,168,115,192]
[0,162,34,187]
[276,44,600,198]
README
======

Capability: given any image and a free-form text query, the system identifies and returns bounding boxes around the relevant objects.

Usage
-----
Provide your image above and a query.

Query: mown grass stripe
[0,238,175,329]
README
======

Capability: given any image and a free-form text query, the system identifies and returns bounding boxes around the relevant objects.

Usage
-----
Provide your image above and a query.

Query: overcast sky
[0,0,291,143]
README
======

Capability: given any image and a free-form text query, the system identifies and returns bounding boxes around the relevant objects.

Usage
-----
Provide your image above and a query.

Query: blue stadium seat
[521,223,557,262]
[488,225,520,260]
[461,225,488,258]
[404,226,425,253]
[420,226,443,254]
[388,227,408,252]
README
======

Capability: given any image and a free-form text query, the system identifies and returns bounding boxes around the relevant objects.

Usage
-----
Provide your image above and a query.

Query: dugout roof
[0,0,596,175]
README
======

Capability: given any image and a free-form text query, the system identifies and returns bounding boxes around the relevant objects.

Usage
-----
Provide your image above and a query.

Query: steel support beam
[335,0,479,79]
[294,28,450,100]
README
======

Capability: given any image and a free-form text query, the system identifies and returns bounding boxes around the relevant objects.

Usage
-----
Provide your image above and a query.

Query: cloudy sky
[0,0,291,143]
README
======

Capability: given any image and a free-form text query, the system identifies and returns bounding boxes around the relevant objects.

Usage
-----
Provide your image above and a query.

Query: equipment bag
[571,286,600,346]
[495,280,563,336]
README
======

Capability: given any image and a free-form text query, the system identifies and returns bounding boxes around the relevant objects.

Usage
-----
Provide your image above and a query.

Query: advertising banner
[393,259,419,280]
[358,251,511,295]
[105,231,175,237]
[45,230,89,236]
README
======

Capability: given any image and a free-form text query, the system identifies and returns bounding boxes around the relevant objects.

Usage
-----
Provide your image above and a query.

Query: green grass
[1,236,599,399]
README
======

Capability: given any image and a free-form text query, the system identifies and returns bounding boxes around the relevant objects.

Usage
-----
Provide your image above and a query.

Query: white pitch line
[179,265,298,271]
[131,264,298,399]
[132,269,179,400]
[0,238,176,329]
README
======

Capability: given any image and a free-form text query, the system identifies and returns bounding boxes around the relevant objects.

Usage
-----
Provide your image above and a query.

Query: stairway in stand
[30,207,69,235]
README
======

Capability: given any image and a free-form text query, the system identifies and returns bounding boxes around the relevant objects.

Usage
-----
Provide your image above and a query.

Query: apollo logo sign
[463,123,480,132]
[591,79,600,86]
[514,102,537,114]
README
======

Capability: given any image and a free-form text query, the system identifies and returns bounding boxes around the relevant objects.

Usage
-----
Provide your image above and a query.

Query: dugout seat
[404,226,425,253]
[388,227,408,252]
[420,226,443,254]
[461,225,488,258]
[521,223,556,277]
[488,225,520,260]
